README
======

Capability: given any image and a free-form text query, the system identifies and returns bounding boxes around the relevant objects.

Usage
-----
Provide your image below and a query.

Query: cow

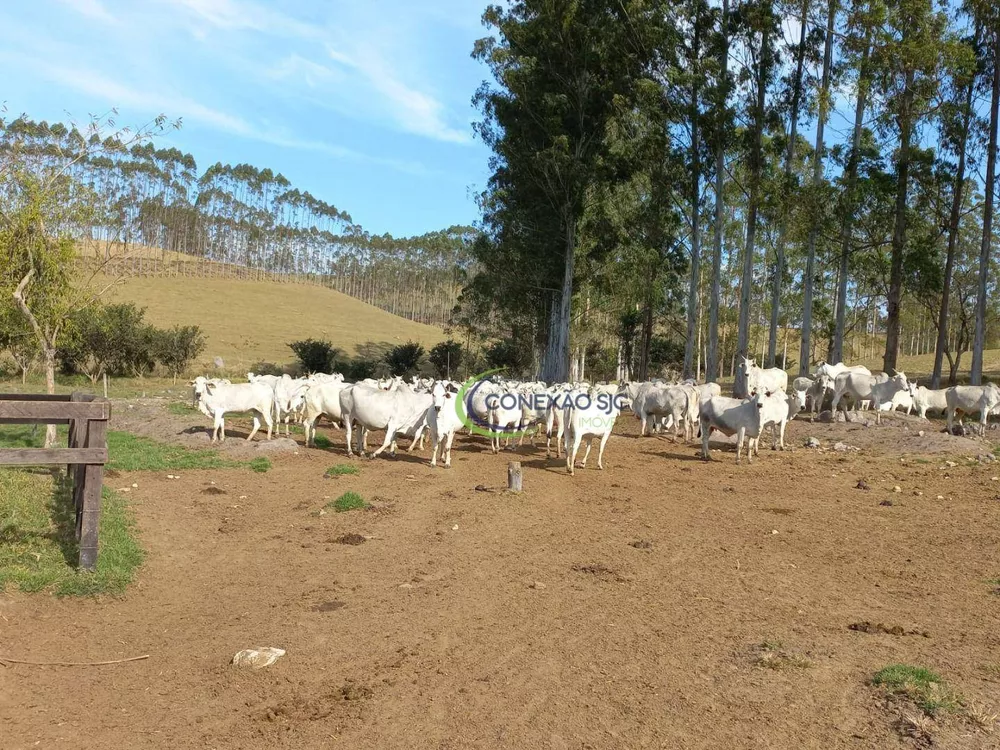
[945,383,1000,436]
[742,357,788,397]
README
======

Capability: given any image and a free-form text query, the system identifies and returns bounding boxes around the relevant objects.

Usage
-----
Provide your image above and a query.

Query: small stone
[936,495,945,501]
[918,430,925,437]
[399,583,413,589]
[880,499,894,507]
[117,487,131,493]
[452,524,459,531]
[913,491,922,496]
[131,483,138,488]
[805,437,821,449]
[892,486,901,493]
[944,461,957,468]
[856,480,871,491]
[529,581,546,589]
[318,509,327,516]
[771,529,779,535]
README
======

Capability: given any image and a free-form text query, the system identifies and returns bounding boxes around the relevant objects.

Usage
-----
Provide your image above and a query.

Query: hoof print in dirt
[630,540,652,549]
[333,533,366,545]
[311,600,346,612]
[572,563,626,583]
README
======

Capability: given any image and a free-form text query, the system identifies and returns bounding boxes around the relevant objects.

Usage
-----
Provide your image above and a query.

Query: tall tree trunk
[972,28,1000,384]
[706,0,730,384]
[883,65,916,375]
[800,0,837,375]
[831,28,872,364]
[932,39,978,388]
[543,221,575,382]
[683,5,703,380]
[767,0,808,367]
[734,18,771,397]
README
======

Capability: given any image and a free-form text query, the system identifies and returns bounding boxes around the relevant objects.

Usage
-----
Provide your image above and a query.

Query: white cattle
[742,357,788,397]
[813,361,872,380]
[487,387,524,453]
[272,375,310,436]
[545,384,578,457]
[636,384,688,439]
[302,379,351,446]
[830,372,909,424]
[700,391,771,464]
[912,385,949,420]
[339,383,432,457]
[945,383,1000,436]
[696,382,722,402]
[564,384,623,475]
[755,389,801,453]
[428,381,464,467]
[876,382,915,415]
[190,377,274,442]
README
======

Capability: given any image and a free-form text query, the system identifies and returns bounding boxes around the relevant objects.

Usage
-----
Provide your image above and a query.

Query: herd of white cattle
[187,357,1000,471]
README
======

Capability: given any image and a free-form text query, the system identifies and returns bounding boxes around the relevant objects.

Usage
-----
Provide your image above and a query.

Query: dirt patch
[311,600,346,612]
[201,486,227,495]
[630,539,653,549]
[761,507,795,515]
[849,621,931,637]
[4,411,1000,749]
[333,533,366,546]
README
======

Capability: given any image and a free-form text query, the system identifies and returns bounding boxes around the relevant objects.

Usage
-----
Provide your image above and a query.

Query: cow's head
[742,357,755,375]
[431,380,454,413]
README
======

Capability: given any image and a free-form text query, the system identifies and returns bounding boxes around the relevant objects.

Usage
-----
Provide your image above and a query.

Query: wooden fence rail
[0,393,111,571]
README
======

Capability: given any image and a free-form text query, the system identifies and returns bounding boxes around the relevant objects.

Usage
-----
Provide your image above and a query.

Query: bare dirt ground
[3,407,1000,749]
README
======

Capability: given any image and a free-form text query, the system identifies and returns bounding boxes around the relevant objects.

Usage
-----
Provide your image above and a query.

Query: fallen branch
[0,654,149,667]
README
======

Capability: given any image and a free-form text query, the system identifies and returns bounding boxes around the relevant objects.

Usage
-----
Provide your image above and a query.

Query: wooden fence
[0,393,111,571]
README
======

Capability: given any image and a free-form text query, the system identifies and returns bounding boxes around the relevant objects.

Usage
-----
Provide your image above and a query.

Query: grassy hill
[108,276,448,369]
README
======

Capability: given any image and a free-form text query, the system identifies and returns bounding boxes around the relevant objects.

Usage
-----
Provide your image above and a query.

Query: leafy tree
[429,339,463,379]
[384,341,425,377]
[0,307,39,382]
[154,325,206,382]
[59,303,158,382]
[288,338,340,374]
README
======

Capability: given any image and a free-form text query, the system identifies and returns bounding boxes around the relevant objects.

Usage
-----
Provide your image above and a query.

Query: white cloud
[56,0,116,24]
[165,0,470,144]
[25,58,436,175]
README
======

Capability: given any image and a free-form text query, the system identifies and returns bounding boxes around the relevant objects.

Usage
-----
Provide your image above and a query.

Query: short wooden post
[77,413,108,571]
[507,461,523,493]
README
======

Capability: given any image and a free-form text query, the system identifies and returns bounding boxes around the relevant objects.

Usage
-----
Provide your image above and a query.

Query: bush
[429,339,463,379]
[248,361,283,377]
[153,325,206,382]
[648,336,684,372]
[58,303,158,381]
[339,357,381,381]
[289,338,340,374]
[484,339,530,375]
[385,341,425,377]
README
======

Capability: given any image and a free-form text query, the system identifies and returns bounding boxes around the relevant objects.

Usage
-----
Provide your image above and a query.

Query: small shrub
[248,457,272,473]
[289,339,339,374]
[325,464,360,477]
[312,434,332,449]
[339,356,381,381]
[328,492,368,513]
[429,339,463,379]
[872,664,960,715]
[248,361,283,376]
[385,341,425,378]
[153,325,206,382]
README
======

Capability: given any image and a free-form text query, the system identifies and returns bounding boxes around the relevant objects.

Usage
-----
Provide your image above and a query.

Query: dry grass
[967,704,999,733]
[751,640,812,670]
[106,276,447,367]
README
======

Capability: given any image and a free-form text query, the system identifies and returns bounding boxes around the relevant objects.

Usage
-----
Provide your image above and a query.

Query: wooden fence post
[507,462,523,493]
[77,413,108,571]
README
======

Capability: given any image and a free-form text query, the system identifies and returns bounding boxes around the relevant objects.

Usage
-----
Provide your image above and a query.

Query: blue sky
[1,0,492,236]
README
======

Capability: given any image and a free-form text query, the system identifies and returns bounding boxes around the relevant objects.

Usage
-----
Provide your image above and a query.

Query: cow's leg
[580,436,593,468]
[344,419,354,457]
[430,427,440,467]
[736,427,745,465]
[372,423,397,458]
[701,420,711,460]
[247,414,261,442]
[263,408,273,440]
[597,431,612,470]
[567,432,582,475]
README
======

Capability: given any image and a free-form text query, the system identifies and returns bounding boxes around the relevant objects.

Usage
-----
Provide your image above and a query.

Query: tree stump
[507,461,523,493]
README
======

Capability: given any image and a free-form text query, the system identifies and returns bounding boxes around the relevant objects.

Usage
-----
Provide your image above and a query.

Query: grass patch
[325,464,360,477]
[248,456,272,473]
[312,434,332,449]
[106,431,240,472]
[0,470,143,596]
[326,492,368,513]
[752,640,812,670]
[872,664,961,715]
[167,402,197,416]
